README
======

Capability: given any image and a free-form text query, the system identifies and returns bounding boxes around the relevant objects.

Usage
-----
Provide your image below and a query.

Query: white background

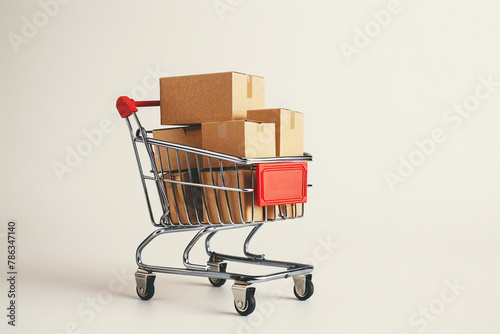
[1,1,499,333]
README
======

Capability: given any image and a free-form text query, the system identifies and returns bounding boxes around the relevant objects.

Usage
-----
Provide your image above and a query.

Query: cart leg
[232,282,256,316]
[135,269,156,300]
[183,227,217,270]
[205,231,218,256]
[205,225,266,261]
[243,224,265,261]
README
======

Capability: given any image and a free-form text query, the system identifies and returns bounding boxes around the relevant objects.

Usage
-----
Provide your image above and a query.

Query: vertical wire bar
[185,151,201,225]
[175,149,192,225]
[219,159,234,224]
[165,147,181,225]
[208,158,224,224]
[235,163,246,223]
[195,154,212,225]
[155,145,169,214]
[250,164,256,223]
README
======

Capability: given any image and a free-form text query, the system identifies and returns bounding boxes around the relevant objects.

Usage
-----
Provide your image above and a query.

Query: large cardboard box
[160,72,265,125]
[202,120,275,167]
[152,127,202,172]
[164,172,200,225]
[247,108,304,156]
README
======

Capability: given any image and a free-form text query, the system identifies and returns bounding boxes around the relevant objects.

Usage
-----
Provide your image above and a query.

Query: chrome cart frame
[116,96,314,316]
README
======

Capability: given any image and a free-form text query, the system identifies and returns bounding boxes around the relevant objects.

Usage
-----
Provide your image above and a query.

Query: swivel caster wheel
[208,261,227,287]
[135,269,156,301]
[232,282,256,316]
[293,275,314,301]
[234,293,256,316]
[208,277,226,287]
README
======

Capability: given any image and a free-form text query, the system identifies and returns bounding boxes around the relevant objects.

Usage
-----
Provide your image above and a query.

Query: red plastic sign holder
[255,162,308,206]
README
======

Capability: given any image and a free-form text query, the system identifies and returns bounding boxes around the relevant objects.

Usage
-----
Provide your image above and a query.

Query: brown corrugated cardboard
[164,172,199,225]
[202,120,275,167]
[216,169,264,223]
[200,169,278,224]
[160,72,265,125]
[200,170,220,224]
[152,127,202,172]
[215,170,306,222]
[246,108,304,156]
[275,203,304,218]
[198,169,303,224]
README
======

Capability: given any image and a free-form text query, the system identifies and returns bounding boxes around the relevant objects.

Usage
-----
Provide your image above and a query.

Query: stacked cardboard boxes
[153,72,305,224]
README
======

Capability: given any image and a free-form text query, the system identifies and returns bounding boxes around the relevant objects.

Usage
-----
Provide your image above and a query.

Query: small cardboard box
[202,120,275,167]
[152,127,202,172]
[164,172,199,225]
[160,72,265,125]
[247,109,304,156]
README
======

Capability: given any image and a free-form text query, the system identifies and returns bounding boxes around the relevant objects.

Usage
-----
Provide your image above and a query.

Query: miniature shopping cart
[116,96,314,316]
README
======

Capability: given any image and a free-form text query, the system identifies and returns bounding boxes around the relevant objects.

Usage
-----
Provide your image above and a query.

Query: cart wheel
[293,279,314,301]
[208,277,227,287]
[136,281,155,301]
[234,293,256,316]
[208,261,227,287]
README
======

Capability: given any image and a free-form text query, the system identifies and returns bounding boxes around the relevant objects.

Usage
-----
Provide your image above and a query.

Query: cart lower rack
[116,96,314,316]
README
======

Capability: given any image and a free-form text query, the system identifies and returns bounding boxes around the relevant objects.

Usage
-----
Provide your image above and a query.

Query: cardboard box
[215,170,305,222]
[199,169,280,224]
[160,72,265,125]
[247,108,304,156]
[273,203,304,218]
[164,172,200,225]
[152,127,202,172]
[200,170,221,224]
[216,169,263,223]
[198,169,304,224]
[202,120,275,167]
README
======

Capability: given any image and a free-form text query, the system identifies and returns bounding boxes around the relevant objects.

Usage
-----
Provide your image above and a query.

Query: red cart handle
[116,96,160,118]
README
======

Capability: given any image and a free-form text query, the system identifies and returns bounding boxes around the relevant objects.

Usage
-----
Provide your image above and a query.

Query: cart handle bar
[116,96,160,118]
